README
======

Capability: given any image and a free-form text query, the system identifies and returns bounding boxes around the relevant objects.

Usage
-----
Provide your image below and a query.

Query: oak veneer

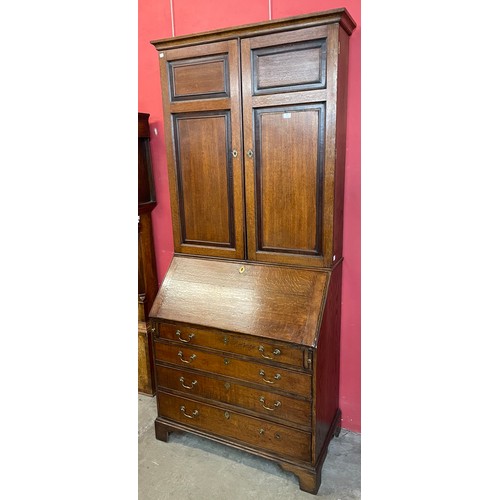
[149,9,355,494]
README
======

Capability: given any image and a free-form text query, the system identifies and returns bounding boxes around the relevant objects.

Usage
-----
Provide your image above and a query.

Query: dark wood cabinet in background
[149,9,355,494]
[138,112,158,396]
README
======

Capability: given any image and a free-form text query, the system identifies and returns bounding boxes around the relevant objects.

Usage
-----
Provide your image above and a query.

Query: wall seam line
[170,0,175,37]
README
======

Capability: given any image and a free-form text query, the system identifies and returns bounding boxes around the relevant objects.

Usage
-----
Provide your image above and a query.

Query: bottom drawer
[157,391,311,462]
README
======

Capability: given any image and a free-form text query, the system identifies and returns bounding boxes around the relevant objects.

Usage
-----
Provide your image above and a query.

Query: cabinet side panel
[314,262,342,462]
[332,27,350,260]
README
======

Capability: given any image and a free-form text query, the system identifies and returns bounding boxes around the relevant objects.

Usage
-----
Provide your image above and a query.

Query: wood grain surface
[156,364,311,427]
[157,391,311,462]
[154,342,312,398]
[156,321,307,369]
[157,40,245,259]
[150,256,329,347]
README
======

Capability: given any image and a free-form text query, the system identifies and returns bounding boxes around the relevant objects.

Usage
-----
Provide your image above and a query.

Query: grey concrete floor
[139,394,360,499]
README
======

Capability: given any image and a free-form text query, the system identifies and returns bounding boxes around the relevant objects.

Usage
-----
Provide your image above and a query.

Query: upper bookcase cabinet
[152,9,356,268]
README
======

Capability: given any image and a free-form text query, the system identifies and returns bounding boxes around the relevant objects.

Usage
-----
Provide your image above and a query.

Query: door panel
[159,40,245,259]
[254,105,325,255]
[252,39,327,95]
[174,112,234,247]
[168,54,229,101]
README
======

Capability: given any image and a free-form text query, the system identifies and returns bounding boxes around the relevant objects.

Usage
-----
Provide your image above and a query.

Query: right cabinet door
[241,25,342,268]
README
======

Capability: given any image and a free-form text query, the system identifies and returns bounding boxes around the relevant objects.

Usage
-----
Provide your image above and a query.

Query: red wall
[138,0,361,432]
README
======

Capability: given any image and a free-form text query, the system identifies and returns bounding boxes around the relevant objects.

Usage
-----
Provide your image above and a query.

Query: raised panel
[173,112,234,247]
[254,105,325,255]
[252,40,327,95]
[168,55,229,101]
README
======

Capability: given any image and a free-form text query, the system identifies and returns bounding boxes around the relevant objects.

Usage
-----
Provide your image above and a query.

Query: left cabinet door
[158,40,245,259]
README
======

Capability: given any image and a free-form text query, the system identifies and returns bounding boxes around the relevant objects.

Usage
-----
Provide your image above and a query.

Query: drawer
[156,321,307,369]
[154,342,311,398]
[157,391,311,462]
[156,365,311,427]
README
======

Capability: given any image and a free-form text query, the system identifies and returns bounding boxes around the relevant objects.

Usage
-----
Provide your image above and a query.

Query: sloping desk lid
[150,256,329,347]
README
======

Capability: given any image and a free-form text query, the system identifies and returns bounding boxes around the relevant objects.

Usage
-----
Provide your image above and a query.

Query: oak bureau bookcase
[149,8,356,494]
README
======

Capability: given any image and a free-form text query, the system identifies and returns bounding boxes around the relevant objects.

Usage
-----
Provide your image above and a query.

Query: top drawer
[155,321,309,370]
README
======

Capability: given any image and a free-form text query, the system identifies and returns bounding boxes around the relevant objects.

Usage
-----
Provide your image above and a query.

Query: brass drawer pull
[176,329,195,343]
[180,405,199,419]
[259,396,281,411]
[179,376,197,389]
[259,428,265,436]
[178,350,196,364]
[259,369,281,384]
[258,345,281,359]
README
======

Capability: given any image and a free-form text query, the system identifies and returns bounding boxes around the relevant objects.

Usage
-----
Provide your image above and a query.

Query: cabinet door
[159,40,245,259]
[241,25,341,267]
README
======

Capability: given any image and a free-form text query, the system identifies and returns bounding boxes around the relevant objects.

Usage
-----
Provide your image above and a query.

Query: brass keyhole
[239,266,245,274]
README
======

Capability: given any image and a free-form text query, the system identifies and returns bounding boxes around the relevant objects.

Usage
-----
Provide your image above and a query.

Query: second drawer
[156,364,311,427]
